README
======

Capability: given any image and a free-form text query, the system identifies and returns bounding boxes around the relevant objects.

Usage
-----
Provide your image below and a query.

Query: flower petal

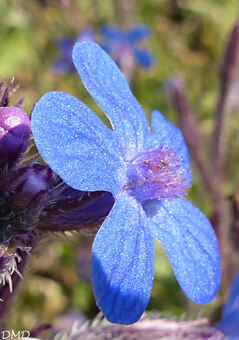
[52,59,75,74]
[91,193,154,324]
[56,37,74,58]
[146,110,192,185]
[101,25,122,41]
[134,48,154,68]
[145,197,221,304]
[31,91,125,193]
[72,41,150,160]
[128,25,151,43]
[217,272,239,338]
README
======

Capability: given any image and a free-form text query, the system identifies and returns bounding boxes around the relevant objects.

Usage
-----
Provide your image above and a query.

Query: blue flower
[53,29,94,74]
[217,273,239,339]
[31,41,221,325]
[101,24,154,70]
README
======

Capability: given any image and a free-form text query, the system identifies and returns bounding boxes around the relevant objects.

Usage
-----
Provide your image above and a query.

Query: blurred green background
[0,0,238,334]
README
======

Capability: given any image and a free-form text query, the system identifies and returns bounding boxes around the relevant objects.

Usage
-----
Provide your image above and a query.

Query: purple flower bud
[39,189,114,233]
[0,107,31,167]
[12,164,50,207]
[0,164,51,246]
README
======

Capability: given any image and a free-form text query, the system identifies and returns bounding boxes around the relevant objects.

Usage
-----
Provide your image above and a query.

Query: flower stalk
[213,20,239,178]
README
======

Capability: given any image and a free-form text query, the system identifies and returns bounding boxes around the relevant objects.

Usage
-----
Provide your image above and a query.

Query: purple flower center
[125,146,190,201]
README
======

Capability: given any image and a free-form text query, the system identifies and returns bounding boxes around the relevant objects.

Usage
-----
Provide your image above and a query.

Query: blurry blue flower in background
[31,42,221,325]
[53,29,94,74]
[53,25,153,77]
[101,24,154,72]
[217,273,239,339]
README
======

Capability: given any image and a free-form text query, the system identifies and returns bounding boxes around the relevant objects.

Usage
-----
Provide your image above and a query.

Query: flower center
[124,146,190,202]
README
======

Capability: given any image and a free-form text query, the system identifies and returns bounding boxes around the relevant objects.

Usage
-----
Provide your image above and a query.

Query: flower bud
[12,164,50,209]
[0,107,31,167]
[39,189,114,233]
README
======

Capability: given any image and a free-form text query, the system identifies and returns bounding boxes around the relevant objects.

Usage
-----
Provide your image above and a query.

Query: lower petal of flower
[144,197,221,304]
[217,272,239,338]
[91,193,154,325]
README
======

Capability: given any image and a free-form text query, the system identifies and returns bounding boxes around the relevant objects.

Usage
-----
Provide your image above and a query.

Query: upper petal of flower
[134,48,154,68]
[56,37,74,59]
[72,42,150,160]
[91,193,154,324]
[52,59,75,74]
[101,25,122,41]
[144,197,221,304]
[217,272,239,339]
[146,110,192,185]
[31,91,125,194]
[128,25,151,43]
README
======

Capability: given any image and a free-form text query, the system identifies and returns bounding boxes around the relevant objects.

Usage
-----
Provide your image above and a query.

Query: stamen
[125,146,190,201]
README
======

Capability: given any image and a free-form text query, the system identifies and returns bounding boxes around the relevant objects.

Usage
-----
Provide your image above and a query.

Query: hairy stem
[169,78,216,195]
[0,238,39,330]
[213,20,239,178]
